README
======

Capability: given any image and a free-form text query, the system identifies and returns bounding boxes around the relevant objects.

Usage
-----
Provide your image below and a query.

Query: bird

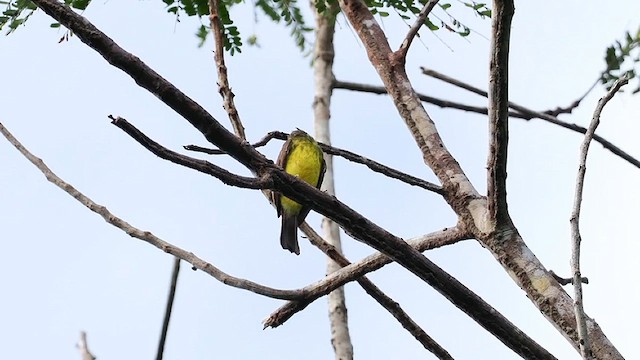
[273,129,326,255]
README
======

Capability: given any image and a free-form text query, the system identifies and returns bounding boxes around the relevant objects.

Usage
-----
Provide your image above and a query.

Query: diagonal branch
[301,223,453,359]
[300,223,453,359]
[110,116,267,190]
[208,0,246,139]
[185,132,444,195]
[0,121,301,301]
[156,257,181,360]
[334,79,530,118]
[396,0,439,60]
[264,227,467,329]
[420,67,640,170]
[265,227,558,360]
[570,76,629,359]
[486,0,513,225]
[422,67,599,118]
[77,331,96,360]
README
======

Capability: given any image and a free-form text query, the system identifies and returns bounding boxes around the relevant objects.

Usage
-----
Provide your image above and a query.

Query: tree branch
[266,226,557,359]
[300,223,453,359]
[76,331,96,360]
[570,76,629,359]
[110,116,267,189]
[396,0,439,60]
[420,67,640,170]
[422,67,600,118]
[487,0,513,225]
[208,0,246,139]
[264,227,466,329]
[185,131,444,195]
[156,257,181,360]
[334,79,531,119]
[0,121,302,301]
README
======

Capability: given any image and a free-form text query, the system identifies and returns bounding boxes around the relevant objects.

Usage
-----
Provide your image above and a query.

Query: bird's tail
[280,214,300,255]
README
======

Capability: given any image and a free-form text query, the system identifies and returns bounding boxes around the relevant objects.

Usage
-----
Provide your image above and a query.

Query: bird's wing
[296,149,326,225]
[317,152,327,190]
[273,135,294,218]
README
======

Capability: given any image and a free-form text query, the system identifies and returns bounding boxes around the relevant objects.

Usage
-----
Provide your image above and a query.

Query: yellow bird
[273,129,326,255]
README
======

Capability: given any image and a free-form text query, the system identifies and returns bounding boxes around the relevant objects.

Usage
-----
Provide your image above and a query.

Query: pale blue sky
[1,1,639,359]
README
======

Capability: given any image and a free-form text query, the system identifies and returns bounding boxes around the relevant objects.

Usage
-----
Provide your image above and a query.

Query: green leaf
[71,0,91,10]
[425,18,439,31]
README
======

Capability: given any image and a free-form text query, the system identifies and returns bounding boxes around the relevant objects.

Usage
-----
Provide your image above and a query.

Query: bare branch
[396,0,439,60]
[265,227,466,328]
[422,67,600,118]
[570,76,629,359]
[266,226,557,359]
[77,331,96,360]
[156,257,181,360]
[110,116,267,189]
[336,79,530,119]
[0,121,302,301]
[549,270,589,286]
[184,131,288,155]
[208,0,246,139]
[186,132,444,195]
[300,223,453,359]
[487,0,514,224]
[543,78,599,117]
[420,68,640,170]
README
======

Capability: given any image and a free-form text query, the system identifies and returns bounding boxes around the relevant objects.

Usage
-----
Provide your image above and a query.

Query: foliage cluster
[603,27,640,93]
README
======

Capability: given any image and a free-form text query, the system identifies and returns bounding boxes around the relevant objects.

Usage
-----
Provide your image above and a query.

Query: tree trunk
[312,3,354,359]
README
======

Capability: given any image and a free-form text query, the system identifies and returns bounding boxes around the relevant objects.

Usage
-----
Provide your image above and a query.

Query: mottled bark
[311,3,354,359]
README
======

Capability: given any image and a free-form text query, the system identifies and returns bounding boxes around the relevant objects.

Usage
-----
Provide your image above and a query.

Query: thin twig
[0,121,302,301]
[110,116,267,190]
[77,331,96,360]
[396,0,439,60]
[187,133,444,194]
[486,0,514,225]
[184,131,287,155]
[422,67,596,117]
[544,78,600,117]
[549,270,589,286]
[337,75,640,170]
[208,0,246,139]
[300,223,454,359]
[156,257,181,360]
[570,76,629,359]
[334,79,528,118]
[185,131,444,195]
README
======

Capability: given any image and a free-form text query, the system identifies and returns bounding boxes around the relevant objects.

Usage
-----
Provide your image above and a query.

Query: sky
[1,1,639,359]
